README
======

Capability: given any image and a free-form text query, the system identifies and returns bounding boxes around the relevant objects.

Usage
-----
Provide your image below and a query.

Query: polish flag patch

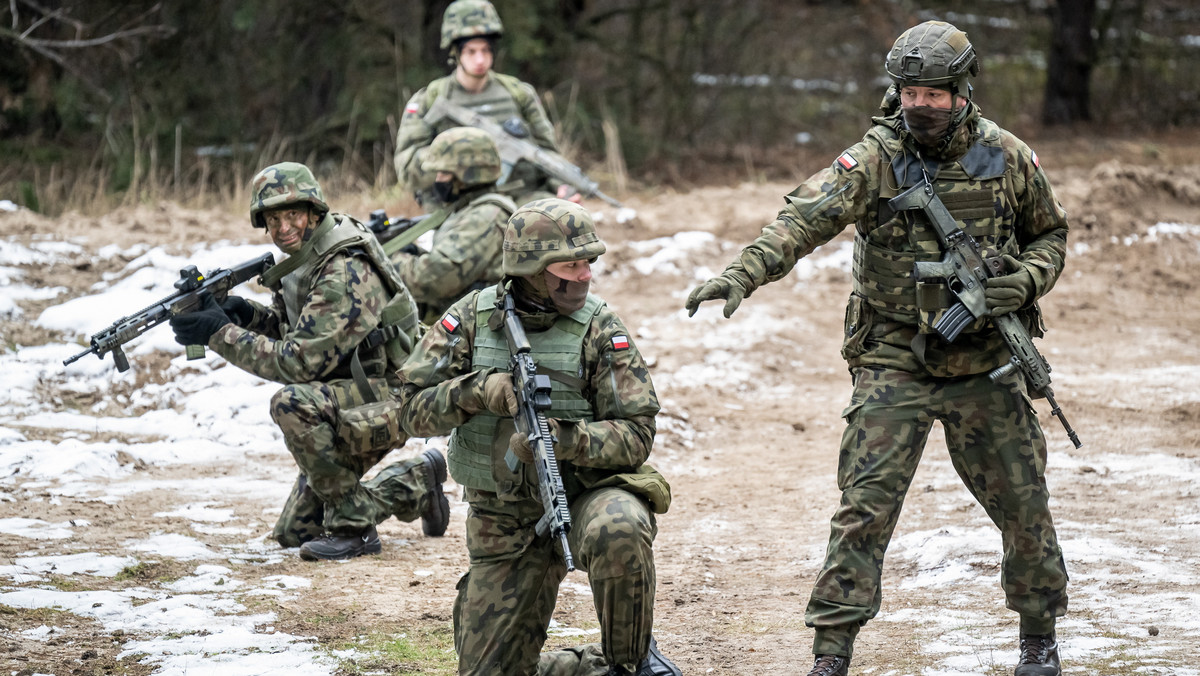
[1031,150,1040,169]
[611,335,630,350]
[404,102,420,115]
[440,314,460,333]
[836,152,858,170]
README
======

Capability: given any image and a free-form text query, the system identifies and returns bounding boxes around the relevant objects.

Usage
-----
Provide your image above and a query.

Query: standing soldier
[168,162,450,561]
[395,0,578,208]
[395,198,681,676]
[390,126,515,324]
[686,22,1070,676]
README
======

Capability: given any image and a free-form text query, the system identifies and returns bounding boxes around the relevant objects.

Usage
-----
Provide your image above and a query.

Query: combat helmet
[503,198,606,277]
[440,0,503,50]
[249,162,329,229]
[422,127,502,187]
[885,21,978,99]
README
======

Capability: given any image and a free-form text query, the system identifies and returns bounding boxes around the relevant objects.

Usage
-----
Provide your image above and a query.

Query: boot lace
[1019,635,1050,664]
[808,655,846,676]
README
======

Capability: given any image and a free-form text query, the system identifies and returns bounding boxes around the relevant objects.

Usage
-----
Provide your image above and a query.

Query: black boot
[807,654,849,676]
[635,637,681,676]
[420,449,449,537]
[1015,633,1060,676]
[299,525,382,561]
[608,636,682,676]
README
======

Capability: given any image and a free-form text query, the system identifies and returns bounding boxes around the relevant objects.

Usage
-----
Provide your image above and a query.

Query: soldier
[168,162,450,561]
[394,0,579,208]
[395,198,681,676]
[685,22,1069,676]
[390,126,515,324]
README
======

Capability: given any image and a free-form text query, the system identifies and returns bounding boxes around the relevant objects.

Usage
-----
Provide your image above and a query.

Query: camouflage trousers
[269,378,428,545]
[806,366,1069,658]
[454,485,658,676]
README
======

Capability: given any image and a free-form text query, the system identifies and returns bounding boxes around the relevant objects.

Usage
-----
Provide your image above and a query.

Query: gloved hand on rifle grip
[480,372,518,416]
[685,273,747,318]
[985,254,1035,316]
[169,291,231,346]
[219,295,255,328]
[508,419,560,465]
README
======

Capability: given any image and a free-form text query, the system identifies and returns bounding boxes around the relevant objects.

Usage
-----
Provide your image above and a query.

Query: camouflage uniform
[392,127,516,323]
[396,199,673,675]
[210,163,434,547]
[687,24,1070,664]
[394,1,561,208]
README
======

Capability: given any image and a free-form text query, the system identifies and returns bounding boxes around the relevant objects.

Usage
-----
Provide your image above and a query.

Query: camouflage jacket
[723,104,1069,377]
[390,189,512,321]
[395,286,662,496]
[394,72,558,203]
[208,251,390,385]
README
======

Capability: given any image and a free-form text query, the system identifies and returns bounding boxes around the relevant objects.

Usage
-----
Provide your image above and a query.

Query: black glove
[219,295,255,327]
[399,243,422,257]
[169,292,231,346]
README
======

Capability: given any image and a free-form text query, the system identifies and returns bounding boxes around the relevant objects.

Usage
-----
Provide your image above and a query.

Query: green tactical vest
[265,213,420,379]
[447,285,604,495]
[853,119,1024,334]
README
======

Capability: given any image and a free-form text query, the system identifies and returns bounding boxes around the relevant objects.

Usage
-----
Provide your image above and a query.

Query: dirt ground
[2,131,1200,675]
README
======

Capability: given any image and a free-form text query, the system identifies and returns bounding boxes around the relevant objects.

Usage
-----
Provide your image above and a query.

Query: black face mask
[901,105,954,147]
[432,180,459,204]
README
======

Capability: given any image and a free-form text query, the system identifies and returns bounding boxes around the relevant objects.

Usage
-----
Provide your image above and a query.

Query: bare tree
[0,0,173,104]
[1042,0,1097,125]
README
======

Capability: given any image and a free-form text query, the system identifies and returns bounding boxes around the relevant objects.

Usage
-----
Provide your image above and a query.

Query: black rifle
[890,179,1082,449]
[367,209,428,246]
[63,252,275,372]
[424,98,623,208]
[498,290,575,571]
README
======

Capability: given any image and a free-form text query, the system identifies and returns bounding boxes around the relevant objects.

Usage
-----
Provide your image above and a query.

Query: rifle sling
[382,208,450,256]
[260,215,336,289]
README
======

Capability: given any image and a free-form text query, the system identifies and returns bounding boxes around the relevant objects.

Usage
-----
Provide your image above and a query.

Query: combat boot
[606,637,682,676]
[806,654,849,676]
[1014,633,1060,676]
[420,449,450,537]
[635,637,681,676]
[298,525,382,561]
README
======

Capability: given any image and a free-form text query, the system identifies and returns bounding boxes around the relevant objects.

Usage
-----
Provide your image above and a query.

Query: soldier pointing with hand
[687,22,1071,676]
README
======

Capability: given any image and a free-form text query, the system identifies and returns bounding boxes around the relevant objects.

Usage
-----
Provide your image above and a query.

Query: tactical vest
[423,73,546,193]
[853,119,1023,334]
[264,213,420,383]
[447,286,604,494]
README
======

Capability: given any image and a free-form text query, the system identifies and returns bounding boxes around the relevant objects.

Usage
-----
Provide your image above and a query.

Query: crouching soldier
[169,162,450,561]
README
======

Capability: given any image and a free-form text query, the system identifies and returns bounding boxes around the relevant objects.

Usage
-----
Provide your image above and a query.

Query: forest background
[2,0,1198,215]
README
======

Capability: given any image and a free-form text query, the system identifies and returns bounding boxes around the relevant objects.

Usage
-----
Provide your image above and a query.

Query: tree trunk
[1043,0,1097,125]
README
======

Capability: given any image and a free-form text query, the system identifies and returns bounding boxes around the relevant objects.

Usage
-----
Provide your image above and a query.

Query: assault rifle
[498,290,575,571]
[889,179,1081,449]
[424,97,623,208]
[62,252,275,372]
[366,208,447,257]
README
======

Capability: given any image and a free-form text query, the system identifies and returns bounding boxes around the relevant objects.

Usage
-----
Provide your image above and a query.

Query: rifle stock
[498,290,575,571]
[424,98,622,208]
[888,179,1081,449]
[63,252,275,372]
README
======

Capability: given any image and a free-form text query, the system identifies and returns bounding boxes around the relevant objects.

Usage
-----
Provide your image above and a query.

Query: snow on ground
[2,227,1199,674]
